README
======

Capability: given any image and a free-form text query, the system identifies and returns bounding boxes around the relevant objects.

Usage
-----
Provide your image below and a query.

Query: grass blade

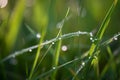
[89,0,118,56]
[88,0,118,79]
[5,0,26,51]
[51,37,62,80]
[28,0,48,79]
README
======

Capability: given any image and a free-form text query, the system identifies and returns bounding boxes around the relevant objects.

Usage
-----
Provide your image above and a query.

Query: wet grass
[0,0,120,80]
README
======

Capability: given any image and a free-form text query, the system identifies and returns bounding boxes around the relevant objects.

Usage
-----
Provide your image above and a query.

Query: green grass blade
[100,46,116,79]
[51,37,62,80]
[88,0,118,79]
[89,0,118,55]
[28,0,48,79]
[35,44,53,72]
[5,0,26,51]
[96,0,118,40]
[51,7,70,79]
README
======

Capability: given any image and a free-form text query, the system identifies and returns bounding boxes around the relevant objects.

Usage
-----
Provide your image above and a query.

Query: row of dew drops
[10,31,120,66]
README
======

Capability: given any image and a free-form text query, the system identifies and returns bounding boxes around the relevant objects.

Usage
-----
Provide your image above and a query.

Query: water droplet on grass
[52,42,55,45]
[59,38,61,40]
[29,49,32,52]
[36,33,41,39]
[113,37,118,40]
[52,67,56,70]
[90,37,95,42]
[82,62,85,66]
[90,37,93,40]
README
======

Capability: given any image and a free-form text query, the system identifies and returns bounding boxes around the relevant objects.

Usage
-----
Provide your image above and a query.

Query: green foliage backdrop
[0,0,120,80]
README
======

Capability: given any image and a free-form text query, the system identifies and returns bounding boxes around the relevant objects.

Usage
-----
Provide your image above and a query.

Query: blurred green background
[0,0,120,80]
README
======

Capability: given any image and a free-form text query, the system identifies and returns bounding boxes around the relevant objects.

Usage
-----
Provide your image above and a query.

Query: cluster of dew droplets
[89,32,98,43]
[89,32,94,42]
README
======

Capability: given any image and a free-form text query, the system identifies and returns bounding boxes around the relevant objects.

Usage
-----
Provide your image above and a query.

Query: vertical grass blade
[51,7,70,80]
[28,0,48,79]
[89,0,118,56]
[5,0,26,51]
[88,0,118,79]
[96,0,118,40]
[51,37,62,80]
[100,46,116,79]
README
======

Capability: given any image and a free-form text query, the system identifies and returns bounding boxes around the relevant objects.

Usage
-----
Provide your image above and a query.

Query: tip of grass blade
[114,0,118,5]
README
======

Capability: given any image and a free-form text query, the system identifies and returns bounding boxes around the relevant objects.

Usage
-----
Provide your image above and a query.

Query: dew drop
[82,62,85,66]
[59,38,61,40]
[90,37,93,40]
[113,37,118,40]
[52,42,55,45]
[61,45,68,51]
[29,49,32,52]
[90,37,96,43]
[36,33,41,39]
[90,37,95,42]
[52,67,56,70]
